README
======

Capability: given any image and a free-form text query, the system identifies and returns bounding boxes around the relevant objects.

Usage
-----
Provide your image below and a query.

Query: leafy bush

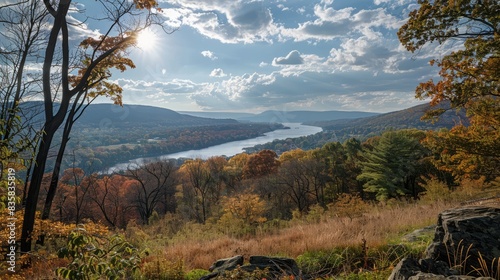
[328,194,369,219]
[56,226,141,279]
[217,193,267,237]
[419,176,452,202]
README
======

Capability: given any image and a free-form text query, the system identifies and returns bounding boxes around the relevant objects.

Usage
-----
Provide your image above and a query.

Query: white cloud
[109,0,443,113]
[280,4,400,42]
[159,0,279,43]
[272,50,304,65]
[201,50,218,60]
[210,68,227,77]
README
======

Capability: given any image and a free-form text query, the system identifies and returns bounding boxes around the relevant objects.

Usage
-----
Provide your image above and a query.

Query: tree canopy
[398,0,500,179]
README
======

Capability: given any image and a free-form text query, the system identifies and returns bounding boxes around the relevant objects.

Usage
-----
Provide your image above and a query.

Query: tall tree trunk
[41,107,76,220]
[20,0,71,252]
[20,124,56,252]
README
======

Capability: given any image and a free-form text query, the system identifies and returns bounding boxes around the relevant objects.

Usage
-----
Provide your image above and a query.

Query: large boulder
[390,206,500,280]
[245,256,302,278]
[425,206,500,274]
[200,255,303,279]
[200,255,244,280]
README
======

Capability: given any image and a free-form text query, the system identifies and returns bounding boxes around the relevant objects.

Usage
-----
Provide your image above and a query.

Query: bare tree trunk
[20,124,58,252]
[20,0,71,253]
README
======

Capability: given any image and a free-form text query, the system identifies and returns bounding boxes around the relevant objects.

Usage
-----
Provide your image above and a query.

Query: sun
[135,28,158,51]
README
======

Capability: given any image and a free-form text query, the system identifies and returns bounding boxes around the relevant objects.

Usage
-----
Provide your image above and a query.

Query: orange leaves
[80,34,134,52]
[399,1,500,181]
[242,149,280,179]
[134,0,159,10]
[72,34,136,105]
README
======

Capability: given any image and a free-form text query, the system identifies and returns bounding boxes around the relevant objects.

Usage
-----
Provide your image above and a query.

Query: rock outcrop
[200,255,303,280]
[389,206,500,280]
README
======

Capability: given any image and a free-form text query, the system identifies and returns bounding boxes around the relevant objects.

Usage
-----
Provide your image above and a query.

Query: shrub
[327,194,369,219]
[419,176,451,202]
[56,226,141,279]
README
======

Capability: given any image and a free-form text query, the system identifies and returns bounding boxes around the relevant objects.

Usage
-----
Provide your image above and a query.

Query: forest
[1,0,499,279]
[61,122,285,172]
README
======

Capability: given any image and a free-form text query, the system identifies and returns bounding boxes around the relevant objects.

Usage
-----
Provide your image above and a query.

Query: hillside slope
[181,110,379,123]
[238,110,379,123]
[76,104,237,127]
[309,102,466,132]
[246,102,468,153]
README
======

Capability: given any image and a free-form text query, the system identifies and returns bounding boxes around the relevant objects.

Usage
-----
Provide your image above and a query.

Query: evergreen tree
[358,130,428,201]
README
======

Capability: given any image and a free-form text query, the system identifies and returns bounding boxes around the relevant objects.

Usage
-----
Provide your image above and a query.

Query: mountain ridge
[308,101,466,131]
[181,109,379,123]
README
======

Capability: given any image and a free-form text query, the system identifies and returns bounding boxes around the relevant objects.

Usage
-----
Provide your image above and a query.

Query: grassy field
[9,180,500,279]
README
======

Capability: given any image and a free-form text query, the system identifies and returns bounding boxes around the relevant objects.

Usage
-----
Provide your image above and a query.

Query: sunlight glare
[136,28,157,51]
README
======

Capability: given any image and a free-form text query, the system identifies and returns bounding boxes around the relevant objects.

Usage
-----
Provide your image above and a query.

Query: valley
[55,102,464,173]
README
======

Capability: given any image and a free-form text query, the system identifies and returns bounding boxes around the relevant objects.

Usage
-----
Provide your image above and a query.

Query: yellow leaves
[279,149,307,162]
[0,210,110,247]
[423,117,500,180]
[87,81,124,106]
[221,193,267,225]
[327,193,368,218]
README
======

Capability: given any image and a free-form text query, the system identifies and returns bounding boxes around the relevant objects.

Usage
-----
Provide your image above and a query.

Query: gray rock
[200,255,244,280]
[208,255,244,273]
[418,259,455,276]
[408,273,496,280]
[425,206,500,276]
[242,256,302,278]
[200,255,303,280]
[390,206,500,280]
[408,272,447,279]
[403,225,436,242]
[389,258,422,280]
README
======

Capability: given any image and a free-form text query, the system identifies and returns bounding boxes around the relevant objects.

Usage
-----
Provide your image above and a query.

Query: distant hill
[309,102,467,133]
[14,102,239,128]
[247,102,469,153]
[179,111,255,120]
[75,104,239,127]
[182,110,379,123]
[241,110,380,123]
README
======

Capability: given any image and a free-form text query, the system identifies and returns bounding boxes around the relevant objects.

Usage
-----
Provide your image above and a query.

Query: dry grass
[160,201,457,270]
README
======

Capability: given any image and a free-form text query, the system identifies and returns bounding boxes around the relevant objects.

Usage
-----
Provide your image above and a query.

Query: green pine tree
[358,130,428,201]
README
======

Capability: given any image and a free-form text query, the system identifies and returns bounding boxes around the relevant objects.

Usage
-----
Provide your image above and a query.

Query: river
[106,123,322,173]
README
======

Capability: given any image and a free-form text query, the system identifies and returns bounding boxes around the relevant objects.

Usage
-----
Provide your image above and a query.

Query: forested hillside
[75,104,238,127]
[69,122,284,171]
[247,102,467,154]
[310,101,465,133]
[181,109,379,122]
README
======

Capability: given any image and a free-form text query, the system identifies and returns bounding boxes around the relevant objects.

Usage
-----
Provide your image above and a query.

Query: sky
[17,0,454,113]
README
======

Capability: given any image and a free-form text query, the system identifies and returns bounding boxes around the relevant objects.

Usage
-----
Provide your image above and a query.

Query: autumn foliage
[398,0,500,180]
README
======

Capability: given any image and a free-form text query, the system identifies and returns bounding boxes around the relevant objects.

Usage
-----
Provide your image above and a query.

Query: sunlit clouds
[75,0,445,113]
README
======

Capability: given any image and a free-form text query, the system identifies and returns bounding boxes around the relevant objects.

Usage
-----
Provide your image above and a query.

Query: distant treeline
[60,122,285,171]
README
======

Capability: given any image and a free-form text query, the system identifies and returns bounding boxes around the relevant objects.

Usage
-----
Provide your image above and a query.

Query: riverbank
[105,123,322,173]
